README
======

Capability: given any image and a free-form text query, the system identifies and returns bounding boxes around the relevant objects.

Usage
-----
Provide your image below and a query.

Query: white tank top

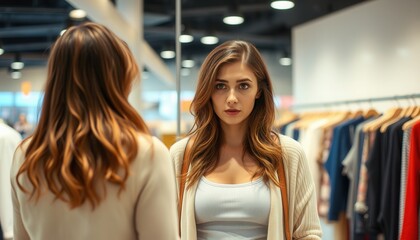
[195,176,270,240]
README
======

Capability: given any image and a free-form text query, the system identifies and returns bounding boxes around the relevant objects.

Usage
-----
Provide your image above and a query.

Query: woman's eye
[239,83,250,90]
[215,83,226,90]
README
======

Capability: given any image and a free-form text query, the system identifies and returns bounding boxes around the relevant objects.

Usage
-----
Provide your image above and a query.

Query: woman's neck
[220,123,247,147]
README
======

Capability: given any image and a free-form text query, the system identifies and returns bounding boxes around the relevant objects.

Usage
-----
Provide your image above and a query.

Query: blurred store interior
[1,0,420,239]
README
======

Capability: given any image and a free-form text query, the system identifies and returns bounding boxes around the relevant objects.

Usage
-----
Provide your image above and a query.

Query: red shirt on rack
[400,121,420,240]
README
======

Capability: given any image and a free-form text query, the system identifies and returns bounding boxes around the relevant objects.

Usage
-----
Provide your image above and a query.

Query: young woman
[11,22,178,240]
[170,40,322,239]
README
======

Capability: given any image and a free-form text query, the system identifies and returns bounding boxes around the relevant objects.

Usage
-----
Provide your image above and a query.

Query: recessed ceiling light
[279,57,292,66]
[182,59,195,68]
[179,34,194,43]
[271,0,295,10]
[223,15,244,25]
[160,50,175,59]
[200,36,219,45]
[69,9,87,19]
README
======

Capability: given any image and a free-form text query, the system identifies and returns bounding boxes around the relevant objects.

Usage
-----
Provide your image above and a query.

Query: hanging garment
[398,127,412,236]
[378,117,411,240]
[325,116,365,221]
[0,122,22,239]
[400,121,420,240]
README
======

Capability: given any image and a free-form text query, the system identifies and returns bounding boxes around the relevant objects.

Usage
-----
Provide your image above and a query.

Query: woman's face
[211,61,260,128]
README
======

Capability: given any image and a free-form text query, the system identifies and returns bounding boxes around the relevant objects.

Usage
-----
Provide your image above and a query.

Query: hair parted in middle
[186,40,284,187]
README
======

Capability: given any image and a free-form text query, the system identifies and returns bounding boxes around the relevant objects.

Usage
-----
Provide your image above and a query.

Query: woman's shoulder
[135,133,170,156]
[277,133,306,164]
[278,134,301,150]
[168,137,189,157]
[11,138,30,164]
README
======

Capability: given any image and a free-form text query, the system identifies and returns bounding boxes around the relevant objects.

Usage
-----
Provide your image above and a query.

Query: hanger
[363,106,402,132]
[322,109,351,130]
[346,101,364,119]
[409,97,420,117]
[402,115,420,130]
[411,105,420,117]
[380,108,405,132]
[363,99,380,118]
[379,97,408,132]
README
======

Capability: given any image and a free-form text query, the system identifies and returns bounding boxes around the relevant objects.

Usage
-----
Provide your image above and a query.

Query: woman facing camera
[170,40,322,240]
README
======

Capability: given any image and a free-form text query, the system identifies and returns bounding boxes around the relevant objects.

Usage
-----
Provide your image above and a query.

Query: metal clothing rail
[291,93,420,109]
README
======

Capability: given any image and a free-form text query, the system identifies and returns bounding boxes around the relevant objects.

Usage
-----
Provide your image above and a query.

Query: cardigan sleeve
[280,135,323,239]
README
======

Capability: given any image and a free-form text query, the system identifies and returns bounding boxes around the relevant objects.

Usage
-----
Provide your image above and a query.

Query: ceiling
[0,0,368,71]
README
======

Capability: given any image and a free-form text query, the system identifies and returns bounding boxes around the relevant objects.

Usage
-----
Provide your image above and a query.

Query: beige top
[170,134,322,240]
[11,135,179,240]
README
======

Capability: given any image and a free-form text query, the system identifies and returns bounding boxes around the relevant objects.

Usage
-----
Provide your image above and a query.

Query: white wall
[293,0,420,109]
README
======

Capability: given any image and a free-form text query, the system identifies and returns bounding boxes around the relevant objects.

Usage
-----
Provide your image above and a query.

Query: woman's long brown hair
[186,40,283,187]
[16,22,150,208]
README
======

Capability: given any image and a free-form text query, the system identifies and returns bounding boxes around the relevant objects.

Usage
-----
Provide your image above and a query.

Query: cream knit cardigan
[170,134,322,240]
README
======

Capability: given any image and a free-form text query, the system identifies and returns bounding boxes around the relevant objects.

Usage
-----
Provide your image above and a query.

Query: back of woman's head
[192,40,275,135]
[17,22,150,208]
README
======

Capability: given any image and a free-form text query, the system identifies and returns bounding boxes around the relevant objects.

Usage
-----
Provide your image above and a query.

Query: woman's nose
[227,89,238,104]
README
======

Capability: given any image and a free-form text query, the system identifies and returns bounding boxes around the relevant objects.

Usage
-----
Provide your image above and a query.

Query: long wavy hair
[16,22,150,208]
[186,40,283,187]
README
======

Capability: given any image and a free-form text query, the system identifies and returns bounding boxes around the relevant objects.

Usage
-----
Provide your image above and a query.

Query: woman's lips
[225,109,240,115]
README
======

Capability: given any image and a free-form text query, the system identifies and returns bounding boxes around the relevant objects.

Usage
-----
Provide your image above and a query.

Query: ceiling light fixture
[69,9,87,19]
[223,15,244,25]
[11,54,24,70]
[200,35,219,45]
[182,59,195,68]
[271,0,295,10]
[179,34,194,43]
[11,70,22,79]
[160,49,175,59]
[279,57,292,66]
[223,3,244,25]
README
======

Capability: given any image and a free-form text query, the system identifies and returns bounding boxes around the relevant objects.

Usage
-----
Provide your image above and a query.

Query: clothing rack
[291,93,420,109]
